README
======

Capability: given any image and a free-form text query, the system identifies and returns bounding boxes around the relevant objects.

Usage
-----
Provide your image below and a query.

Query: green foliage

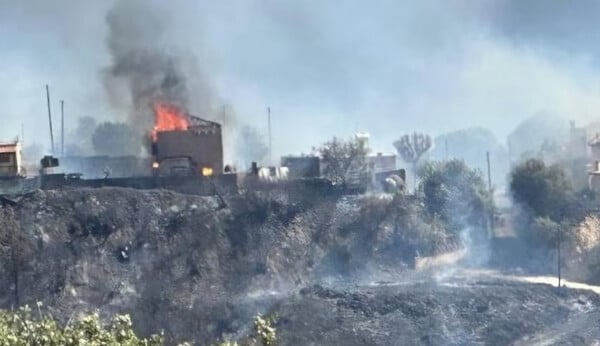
[529,216,562,248]
[428,127,509,186]
[418,160,493,236]
[252,314,277,346]
[0,304,163,345]
[509,158,573,221]
[215,314,277,346]
[318,136,369,186]
[345,193,453,263]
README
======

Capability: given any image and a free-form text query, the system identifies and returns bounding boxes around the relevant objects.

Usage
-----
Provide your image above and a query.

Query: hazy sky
[2,0,600,157]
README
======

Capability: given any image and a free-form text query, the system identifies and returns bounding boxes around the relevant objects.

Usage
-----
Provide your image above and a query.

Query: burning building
[151,103,223,177]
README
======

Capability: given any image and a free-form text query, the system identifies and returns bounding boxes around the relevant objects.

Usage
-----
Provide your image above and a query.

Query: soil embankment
[1,187,599,344]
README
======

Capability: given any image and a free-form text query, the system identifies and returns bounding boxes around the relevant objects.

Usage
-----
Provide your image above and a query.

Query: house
[281,156,320,178]
[367,153,397,173]
[152,115,223,176]
[0,141,22,177]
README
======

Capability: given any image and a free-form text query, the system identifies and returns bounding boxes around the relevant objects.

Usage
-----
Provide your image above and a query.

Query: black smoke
[104,0,189,128]
[101,0,216,153]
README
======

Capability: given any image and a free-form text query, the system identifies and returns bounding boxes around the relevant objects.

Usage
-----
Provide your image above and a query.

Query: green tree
[509,158,573,221]
[418,160,493,237]
[428,127,509,186]
[318,136,369,187]
[529,216,564,248]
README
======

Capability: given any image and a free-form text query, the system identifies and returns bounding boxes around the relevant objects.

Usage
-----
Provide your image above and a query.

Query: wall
[368,154,397,173]
[60,156,152,179]
[155,130,223,175]
[0,177,39,195]
[281,156,320,178]
[41,174,238,196]
[0,152,17,177]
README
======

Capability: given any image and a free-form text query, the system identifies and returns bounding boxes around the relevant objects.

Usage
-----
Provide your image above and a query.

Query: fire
[151,103,189,141]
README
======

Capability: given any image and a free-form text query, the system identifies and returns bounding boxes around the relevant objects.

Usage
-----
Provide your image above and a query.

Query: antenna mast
[45,85,55,155]
[61,100,65,157]
[268,107,272,166]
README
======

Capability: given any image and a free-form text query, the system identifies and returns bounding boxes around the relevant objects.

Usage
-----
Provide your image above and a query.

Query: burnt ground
[1,187,600,345]
[272,271,600,345]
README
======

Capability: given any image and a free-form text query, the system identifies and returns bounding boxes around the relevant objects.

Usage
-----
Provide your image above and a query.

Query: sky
[2,0,600,158]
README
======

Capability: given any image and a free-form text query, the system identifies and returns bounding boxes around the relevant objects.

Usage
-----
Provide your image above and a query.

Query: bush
[417,160,493,237]
[509,159,573,221]
[317,136,369,187]
[215,314,277,346]
[0,304,163,345]
[0,306,277,346]
[529,216,562,248]
[348,193,454,262]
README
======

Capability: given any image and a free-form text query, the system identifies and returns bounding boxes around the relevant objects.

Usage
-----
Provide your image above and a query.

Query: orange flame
[151,103,189,141]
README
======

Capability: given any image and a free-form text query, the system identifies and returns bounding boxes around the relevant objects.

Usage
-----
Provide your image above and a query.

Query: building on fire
[152,114,223,177]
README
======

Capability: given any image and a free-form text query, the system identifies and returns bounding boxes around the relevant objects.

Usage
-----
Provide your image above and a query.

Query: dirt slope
[1,187,600,345]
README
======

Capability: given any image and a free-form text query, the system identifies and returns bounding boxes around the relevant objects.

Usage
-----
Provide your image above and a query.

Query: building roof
[0,142,19,154]
[188,114,221,129]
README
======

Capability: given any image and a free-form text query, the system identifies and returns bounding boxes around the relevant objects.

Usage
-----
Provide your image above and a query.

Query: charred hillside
[1,183,600,344]
[0,187,456,343]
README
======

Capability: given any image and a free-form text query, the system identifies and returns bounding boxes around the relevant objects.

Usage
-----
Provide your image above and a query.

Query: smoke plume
[102,0,215,152]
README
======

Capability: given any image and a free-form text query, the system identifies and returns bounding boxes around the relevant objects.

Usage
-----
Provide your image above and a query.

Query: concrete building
[0,141,22,177]
[588,134,600,191]
[153,115,223,176]
[368,153,397,173]
[281,156,320,178]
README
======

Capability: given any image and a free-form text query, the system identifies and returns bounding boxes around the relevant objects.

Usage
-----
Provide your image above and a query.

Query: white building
[0,141,22,177]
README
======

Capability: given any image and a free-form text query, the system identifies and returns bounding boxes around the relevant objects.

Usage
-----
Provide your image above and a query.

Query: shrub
[529,216,562,248]
[509,158,573,221]
[0,306,277,346]
[0,304,163,345]
[572,215,600,253]
[418,160,493,237]
[215,314,277,346]
[317,136,369,187]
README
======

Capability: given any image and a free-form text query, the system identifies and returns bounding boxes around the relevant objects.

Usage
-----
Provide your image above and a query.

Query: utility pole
[60,100,65,157]
[558,226,562,288]
[267,107,272,166]
[45,85,55,155]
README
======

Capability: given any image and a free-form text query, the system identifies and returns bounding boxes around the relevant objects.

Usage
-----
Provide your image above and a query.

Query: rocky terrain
[1,187,600,345]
